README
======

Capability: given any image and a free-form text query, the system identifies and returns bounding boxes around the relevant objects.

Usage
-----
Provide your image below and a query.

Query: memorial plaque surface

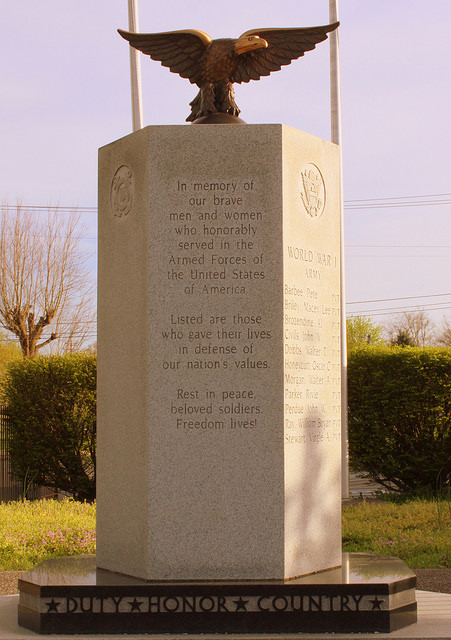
[97,124,341,581]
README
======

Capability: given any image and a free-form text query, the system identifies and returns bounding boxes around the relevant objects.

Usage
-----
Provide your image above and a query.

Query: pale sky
[2,0,450,337]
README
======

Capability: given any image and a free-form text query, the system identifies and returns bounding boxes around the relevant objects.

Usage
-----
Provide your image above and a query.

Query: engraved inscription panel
[284,162,340,451]
[153,177,274,437]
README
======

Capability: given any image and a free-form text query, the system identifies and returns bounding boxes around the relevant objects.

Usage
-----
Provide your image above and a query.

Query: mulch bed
[0,572,24,595]
[413,568,451,594]
[1,569,449,596]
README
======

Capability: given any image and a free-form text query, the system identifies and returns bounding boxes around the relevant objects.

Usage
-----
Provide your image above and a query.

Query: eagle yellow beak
[235,35,268,55]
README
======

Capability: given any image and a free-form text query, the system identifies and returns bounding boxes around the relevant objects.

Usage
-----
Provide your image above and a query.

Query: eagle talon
[187,82,241,121]
[216,82,240,117]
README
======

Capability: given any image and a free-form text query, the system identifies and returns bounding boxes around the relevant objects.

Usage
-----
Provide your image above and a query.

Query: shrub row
[348,347,451,493]
[2,348,449,500]
[3,354,96,501]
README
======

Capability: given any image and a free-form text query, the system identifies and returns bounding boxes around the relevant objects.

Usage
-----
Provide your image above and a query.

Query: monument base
[18,553,416,635]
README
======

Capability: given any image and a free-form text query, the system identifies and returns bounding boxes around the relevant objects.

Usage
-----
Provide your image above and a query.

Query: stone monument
[17,21,417,636]
[17,123,417,635]
[96,124,342,581]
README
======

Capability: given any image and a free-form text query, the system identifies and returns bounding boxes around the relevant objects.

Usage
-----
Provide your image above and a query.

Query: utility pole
[128,0,143,131]
[329,0,349,499]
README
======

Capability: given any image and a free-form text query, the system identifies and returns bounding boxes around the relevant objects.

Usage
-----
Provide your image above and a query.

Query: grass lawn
[0,497,448,571]
[0,499,95,570]
[342,497,450,569]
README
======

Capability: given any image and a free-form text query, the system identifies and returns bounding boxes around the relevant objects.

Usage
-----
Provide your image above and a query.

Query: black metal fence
[0,405,46,502]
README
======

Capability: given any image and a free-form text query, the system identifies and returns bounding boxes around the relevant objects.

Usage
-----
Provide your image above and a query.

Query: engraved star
[233,597,249,611]
[370,597,385,610]
[128,598,144,612]
[45,599,61,613]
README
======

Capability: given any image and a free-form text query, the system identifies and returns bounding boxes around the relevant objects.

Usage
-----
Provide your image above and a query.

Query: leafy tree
[346,316,385,353]
[0,332,21,384]
[391,330,414,347]
[3,354,96,501]
[0,205,94,357]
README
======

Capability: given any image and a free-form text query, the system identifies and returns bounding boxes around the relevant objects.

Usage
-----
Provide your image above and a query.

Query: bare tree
[436,316,451,346]
[385,309,436,347]
[0,204,95,357]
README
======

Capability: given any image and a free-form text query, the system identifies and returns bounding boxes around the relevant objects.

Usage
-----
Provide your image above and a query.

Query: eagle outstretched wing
[117,29,211,84]
[118,23,339,121]
[230,23,339,84]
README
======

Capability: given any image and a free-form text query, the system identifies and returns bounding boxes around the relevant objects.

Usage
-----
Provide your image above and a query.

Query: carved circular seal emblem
[300,163,326,218]
[110,165,133,217]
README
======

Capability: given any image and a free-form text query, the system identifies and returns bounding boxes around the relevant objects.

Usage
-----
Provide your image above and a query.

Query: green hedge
[348,347,451,493]
[3,354,96,501]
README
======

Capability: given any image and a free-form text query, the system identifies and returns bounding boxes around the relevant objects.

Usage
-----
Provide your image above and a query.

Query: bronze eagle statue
[118,23,339,122]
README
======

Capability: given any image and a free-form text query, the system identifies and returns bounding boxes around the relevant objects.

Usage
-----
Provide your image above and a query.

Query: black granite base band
[18,553,417,635]
[19,603,418,635]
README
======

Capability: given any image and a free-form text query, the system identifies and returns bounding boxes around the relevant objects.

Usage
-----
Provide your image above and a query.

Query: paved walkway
[0,590,450,639]
[348,472,387,497]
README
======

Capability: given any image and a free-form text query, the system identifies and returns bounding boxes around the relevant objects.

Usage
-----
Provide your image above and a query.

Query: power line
[347,255,450,258]
[0,204,97,214]
[3,202,450,212]
[344,192,451,211]
[346,293,451,318]
[345,201,451,210]
[50,320,97,325]
[347,302,451,315]
[347,305,451,318]
[345,192,451,203]
[346,244,451,248]
[2,333,97,344]
[347,293,451,305]
[2,191,451,214]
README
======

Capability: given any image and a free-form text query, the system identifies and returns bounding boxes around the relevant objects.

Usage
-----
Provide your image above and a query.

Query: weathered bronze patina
[118,23,339,123]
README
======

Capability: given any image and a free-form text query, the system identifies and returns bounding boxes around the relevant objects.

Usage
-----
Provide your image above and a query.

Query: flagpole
[128,0,143,131]
[329,0,349,499]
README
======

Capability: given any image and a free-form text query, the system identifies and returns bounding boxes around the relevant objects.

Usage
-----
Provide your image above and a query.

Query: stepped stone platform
[17,553,416,635]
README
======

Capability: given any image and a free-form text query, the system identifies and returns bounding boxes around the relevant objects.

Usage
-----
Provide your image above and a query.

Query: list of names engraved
[283,243,341,448]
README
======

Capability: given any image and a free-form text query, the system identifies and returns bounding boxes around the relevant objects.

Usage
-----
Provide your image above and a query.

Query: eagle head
[234,34,268,55]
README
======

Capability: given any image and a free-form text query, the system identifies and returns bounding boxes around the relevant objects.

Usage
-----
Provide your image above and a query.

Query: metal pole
[128,0,143,131]
[329,0,349,499]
